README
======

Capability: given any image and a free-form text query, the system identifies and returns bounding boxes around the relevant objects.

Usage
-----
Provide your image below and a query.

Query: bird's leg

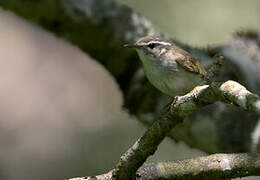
[160,96,179,115]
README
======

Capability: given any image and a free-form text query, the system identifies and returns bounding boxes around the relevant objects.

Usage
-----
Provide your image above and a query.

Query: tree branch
[69,153,260,180]
[67,80,260,179]
[136,153,260,180]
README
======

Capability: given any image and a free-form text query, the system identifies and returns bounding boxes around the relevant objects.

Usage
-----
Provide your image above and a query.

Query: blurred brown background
[0,0,260,179]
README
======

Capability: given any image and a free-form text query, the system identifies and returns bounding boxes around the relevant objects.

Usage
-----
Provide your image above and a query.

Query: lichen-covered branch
[137,153,260,180]
[172,80,259,117]
[70,152,260,180]
[113,110,182,180]
[68,80,260,179]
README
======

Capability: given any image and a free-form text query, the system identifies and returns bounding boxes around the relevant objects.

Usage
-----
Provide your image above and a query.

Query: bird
[124,36,207,97]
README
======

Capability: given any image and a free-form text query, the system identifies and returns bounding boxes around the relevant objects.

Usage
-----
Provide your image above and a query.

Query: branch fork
[70,80,260,180]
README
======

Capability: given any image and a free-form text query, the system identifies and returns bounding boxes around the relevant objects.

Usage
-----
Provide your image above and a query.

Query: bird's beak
[123,44,142,49]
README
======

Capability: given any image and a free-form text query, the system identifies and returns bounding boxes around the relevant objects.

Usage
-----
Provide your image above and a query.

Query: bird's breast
[143,61,202,96]
[137,49,203,96]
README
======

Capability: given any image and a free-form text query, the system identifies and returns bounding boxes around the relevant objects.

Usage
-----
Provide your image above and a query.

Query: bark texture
[69,81,260,180]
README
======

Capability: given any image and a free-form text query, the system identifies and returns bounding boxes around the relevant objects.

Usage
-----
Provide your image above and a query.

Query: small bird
[124,36,207,97]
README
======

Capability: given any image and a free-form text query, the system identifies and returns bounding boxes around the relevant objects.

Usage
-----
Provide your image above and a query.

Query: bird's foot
[160,96,179,115]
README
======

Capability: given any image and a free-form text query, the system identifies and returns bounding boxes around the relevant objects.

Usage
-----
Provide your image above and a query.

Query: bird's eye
[147,43,156,49]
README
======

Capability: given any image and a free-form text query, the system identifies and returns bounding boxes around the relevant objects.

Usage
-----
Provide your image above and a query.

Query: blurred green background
[118,0,260,46]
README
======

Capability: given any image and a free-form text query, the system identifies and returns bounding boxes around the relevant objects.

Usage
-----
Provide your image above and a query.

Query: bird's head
[124,36,172,63]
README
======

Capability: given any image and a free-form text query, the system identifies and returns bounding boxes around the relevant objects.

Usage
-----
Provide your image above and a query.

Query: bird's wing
[173,48,207,76]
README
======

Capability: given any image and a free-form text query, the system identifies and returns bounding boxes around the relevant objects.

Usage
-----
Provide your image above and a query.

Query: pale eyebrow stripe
[144,41,171,46]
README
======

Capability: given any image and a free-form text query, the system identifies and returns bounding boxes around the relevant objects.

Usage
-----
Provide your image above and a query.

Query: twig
[205,55,225,83]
